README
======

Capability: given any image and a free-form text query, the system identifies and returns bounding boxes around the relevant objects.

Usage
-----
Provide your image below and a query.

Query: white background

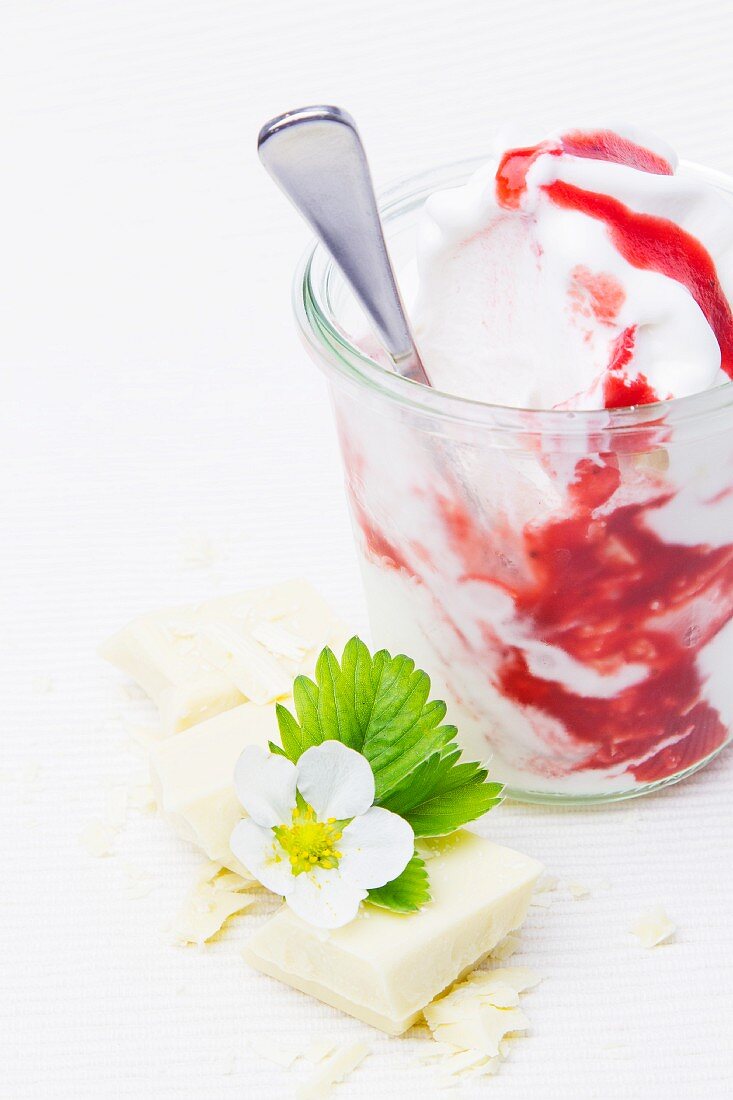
[3,1,733,1097]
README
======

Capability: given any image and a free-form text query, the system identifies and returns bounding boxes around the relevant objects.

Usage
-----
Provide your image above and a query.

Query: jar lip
[294,155,733,434]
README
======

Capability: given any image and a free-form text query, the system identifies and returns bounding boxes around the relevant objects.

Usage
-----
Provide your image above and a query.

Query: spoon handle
[258,105,429,386]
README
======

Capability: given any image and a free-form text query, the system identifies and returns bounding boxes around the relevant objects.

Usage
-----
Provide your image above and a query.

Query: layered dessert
[332,126,733,797]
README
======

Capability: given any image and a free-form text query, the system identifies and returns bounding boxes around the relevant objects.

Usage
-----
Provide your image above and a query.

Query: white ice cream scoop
[257,104,430,387]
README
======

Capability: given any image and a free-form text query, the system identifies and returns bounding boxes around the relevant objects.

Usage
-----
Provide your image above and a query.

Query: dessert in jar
[297,125,733,801]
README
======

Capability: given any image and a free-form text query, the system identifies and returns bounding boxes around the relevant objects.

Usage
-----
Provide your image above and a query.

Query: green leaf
[402,771,503,836]
[314,645,362,751]
[366,851,430,913]
[381,748,503,836]
[366,708,455,801]
[339,636,376,746]
[272,637,503,832]
[292,675,324,745]
[275,702,307,762]
[272,637,455,789]
[267,739,288,758]
[343,644,457,799]
[380,748,463,815]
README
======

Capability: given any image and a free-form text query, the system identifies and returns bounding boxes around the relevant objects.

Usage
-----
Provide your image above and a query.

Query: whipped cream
[411,125,733,409]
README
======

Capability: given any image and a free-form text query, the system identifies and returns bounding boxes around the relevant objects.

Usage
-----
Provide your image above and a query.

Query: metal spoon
[257,105,430,386]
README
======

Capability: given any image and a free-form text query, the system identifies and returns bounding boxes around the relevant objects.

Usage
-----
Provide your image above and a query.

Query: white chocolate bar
[100,580,348,733]
[244,831,543,1035]
[149,703,278,871]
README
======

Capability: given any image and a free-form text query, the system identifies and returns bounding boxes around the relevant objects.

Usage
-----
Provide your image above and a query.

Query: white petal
[296,742,375,820]
[229,818,294,896]
[338,806,415,889]
[287,866,366,929]
[233,744,297,827]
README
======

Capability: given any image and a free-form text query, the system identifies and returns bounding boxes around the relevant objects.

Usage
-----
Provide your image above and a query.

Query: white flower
[230,740,414,929]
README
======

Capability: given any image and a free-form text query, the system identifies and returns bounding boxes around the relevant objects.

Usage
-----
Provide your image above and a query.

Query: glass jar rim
[294,155,733,437]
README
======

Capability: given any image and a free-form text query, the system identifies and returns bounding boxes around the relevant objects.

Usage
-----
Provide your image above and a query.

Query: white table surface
[3,2,733,1097]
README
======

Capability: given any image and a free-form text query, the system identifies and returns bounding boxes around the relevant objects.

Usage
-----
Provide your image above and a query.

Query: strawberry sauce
[488,458,733,781]
[559,129,673,175]
[602,326,660,407]
[351,455,733,783]
[568,265,626,325]
[495,128,673,210]
[546,180,733,380]
[496,129,733,393]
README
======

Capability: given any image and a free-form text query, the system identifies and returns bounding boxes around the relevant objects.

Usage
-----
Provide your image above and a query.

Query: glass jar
[294,157,733,803]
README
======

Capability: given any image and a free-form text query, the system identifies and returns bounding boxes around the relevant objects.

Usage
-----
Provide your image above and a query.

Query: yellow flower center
[273,802,344,876]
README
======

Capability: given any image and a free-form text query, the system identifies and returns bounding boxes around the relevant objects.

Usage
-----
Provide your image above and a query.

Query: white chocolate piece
[303,1039,337,1064]
[244,831,543,1035]
[424,966,541,1058]
[149,702,278,870]
[100,580,348,733]
[567,881,591,900]
[489,932,520,961]
[430,1004,529,1058]
[158,675,244,737]
[296,1042,370,1100]
[630,906,677,947]
[172,866,258,945]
